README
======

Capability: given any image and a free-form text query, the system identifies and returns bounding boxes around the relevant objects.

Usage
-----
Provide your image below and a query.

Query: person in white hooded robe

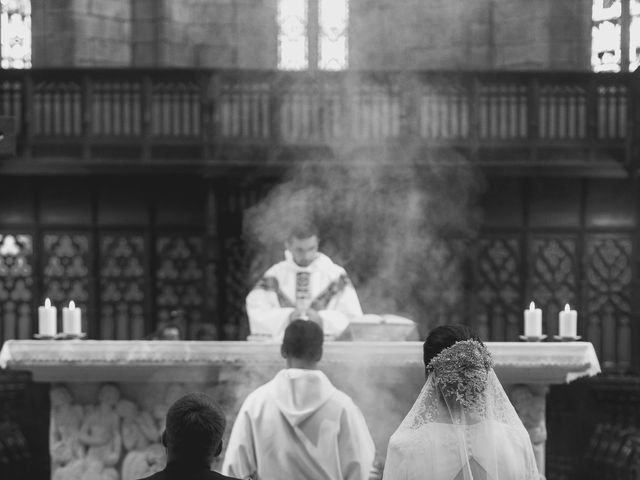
[222,320,375,480]
[246,224,363,340]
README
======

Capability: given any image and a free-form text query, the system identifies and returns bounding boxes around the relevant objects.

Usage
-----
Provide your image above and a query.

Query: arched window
[1,0,31,69]
[277,0,348,70]
[592,0,640,71]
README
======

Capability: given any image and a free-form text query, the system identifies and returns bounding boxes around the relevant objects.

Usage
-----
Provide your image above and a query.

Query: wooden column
[308,0,319,70]
[621,0,631,71]
[204,179,222,338]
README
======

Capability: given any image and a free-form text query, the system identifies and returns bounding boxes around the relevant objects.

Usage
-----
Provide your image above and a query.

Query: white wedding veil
[383,339,539,480]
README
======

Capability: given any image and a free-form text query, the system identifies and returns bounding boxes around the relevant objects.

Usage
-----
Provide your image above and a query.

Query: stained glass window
[631,0,640,70]
[1,0,31,69]
[318,0,348,70]
[0,234,33,339]
[593,0,622,21]
[591,0,640,71]
[278,0,308,70]
[278,0,348,70]
[592,20,622,71]
[630,16,640,70]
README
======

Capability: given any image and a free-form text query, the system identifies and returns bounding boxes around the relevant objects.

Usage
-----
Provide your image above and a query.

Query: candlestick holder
[519,335,547,342]
[33,333,56,340]
[552,335,581,342]
[57,333,87,340]
[34,333,87,340]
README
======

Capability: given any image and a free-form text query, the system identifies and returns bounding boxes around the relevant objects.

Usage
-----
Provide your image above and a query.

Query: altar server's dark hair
[163,392,226,462]
[282,319,323,362]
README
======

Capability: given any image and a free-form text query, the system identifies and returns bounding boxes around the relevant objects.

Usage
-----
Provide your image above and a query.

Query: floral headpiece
[426,339,494,408]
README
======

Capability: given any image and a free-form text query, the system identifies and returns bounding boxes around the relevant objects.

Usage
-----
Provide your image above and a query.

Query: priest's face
[287,235,319,267]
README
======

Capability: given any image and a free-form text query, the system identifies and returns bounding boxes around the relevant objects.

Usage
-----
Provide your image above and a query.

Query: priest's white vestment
[246,252,363,339]
[222,369,375,480]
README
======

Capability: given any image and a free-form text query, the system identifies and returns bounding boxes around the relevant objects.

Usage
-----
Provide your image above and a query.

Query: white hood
[270,369,337,426]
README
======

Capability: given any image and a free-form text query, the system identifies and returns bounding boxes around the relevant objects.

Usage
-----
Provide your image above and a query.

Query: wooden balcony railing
[0,69,636,172]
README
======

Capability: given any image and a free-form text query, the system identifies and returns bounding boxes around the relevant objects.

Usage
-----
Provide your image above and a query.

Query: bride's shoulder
[389,423,447,449]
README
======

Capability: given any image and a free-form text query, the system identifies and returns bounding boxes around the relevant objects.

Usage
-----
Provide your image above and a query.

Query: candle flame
[69,300,75,309]
[45,298,51,307]
[529,301,535,310]
[564,304,570,311]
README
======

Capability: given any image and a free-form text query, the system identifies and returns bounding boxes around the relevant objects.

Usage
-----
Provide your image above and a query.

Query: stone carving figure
[117,399,163,480]
[141,443,167,478]
[509,384,548,475]
[78,383,123,480]
[52,457,86,480]
[50,384,85,469]
[153,383,187,433]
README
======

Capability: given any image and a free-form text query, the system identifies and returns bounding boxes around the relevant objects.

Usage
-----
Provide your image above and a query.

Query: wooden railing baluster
[141,75,152,160]
[269,72,282,150]
[81,74,92,160]
[527,75,539,162]
[468,75,480,162]
[0,69,633,172]
[20,73,33,159]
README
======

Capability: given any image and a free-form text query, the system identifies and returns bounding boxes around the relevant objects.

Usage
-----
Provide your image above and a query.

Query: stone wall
[32,0,132,67]
[493,0,592,70]
[153,0,276,68]
[131,0,158,66]
[350,0,493,70]
[31,0,593,70]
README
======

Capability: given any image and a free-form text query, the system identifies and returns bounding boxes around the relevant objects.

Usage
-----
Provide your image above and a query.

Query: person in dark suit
[138,392,239,480]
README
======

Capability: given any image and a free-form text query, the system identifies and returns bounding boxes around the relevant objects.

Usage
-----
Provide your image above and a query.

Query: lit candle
[524,301,542,337]
[558,303,577,338]
[62,300,82,335]
[38,298,57,336]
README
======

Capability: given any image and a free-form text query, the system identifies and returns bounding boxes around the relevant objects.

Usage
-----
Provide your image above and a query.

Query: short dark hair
[423,324,481,368]
[288,223,319,241]
[281,319,323,362]
[164,393,226,462]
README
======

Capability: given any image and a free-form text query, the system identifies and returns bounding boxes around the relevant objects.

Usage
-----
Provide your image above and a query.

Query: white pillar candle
[62,300,82,335]
[524,301,542,337]
[558,303,577,338]
[38,298,57,336]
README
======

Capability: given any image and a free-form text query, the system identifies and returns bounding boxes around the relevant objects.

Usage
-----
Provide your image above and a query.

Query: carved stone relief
[50,383,166,480]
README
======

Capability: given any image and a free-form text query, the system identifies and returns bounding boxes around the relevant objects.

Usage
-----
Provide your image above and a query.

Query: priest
[246,223,363,339]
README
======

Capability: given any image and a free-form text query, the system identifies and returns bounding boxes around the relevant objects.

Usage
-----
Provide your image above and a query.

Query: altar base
[0,340,601,479]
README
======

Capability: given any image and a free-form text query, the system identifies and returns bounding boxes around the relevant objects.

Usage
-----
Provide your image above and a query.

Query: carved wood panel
[223,237,250,340]
[42,233,90,325]
[474,236,523,341]
[155,235,205,338]
[584,234,633,371]
[0,234,33,339]
[412,239,468,333]
[99,234,146,340]
[530,236,579,336]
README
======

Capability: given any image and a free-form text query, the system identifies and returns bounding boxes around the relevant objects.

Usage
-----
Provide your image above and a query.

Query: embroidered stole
[254,273,352,310]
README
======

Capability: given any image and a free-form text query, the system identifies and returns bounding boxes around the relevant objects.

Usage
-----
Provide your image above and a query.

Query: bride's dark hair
[423,324,482,368]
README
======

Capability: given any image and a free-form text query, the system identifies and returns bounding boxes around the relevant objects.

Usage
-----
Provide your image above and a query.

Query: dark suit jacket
[138,460,239,480]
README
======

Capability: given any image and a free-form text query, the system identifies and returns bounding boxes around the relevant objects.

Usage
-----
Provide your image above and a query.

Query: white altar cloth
[0,340,600,384]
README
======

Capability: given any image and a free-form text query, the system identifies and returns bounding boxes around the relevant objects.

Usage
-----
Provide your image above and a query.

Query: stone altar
[0,340,601,479]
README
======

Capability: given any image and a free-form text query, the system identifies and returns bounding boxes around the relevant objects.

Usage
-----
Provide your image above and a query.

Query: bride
[383,325,540,480]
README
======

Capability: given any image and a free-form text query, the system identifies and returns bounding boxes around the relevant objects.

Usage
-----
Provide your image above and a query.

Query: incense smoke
[243,144,483,336]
